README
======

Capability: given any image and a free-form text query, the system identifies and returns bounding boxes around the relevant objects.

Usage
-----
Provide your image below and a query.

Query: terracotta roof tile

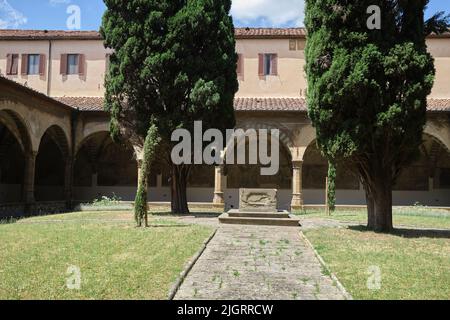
[427,98,450,112]
[54,96,104,111]
[234,28,306,39]
[234,97,307,112]
[0,28,307,41]
[54,96,450,113]
[1,28,447,40]
[0,29,101,40]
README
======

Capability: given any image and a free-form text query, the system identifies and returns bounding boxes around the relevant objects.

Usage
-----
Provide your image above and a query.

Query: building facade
[0,28,449,215]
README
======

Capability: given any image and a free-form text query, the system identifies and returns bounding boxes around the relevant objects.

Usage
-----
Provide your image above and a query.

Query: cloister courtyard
[0,24,449,301]
[0,206,449,300]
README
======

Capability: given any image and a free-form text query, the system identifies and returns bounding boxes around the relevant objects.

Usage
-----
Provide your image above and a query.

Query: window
[289,39,305,51]
[263,54,273,75]
[67,54,79,74]
[258,53,278,76]
[61,54,84,76]
[27,54,40,75]
[6,54,19,75]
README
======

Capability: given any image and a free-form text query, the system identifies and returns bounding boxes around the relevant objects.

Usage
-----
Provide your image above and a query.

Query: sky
[0,0,449,30]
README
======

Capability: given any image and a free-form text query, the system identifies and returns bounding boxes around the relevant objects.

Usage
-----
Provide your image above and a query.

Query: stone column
[91,173,98,187]
[156,174,163,188]
[291,160,304,211]
[213,165,225,210]
[23,151,37,204]
[64,157,74,208]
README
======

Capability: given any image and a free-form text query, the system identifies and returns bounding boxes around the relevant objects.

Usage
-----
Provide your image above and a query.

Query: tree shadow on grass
[0,217,19,225]
[151,212,221,218]
[348,225,450,239]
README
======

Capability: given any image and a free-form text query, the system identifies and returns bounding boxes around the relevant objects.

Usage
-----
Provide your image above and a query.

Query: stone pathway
[174,224,347,300]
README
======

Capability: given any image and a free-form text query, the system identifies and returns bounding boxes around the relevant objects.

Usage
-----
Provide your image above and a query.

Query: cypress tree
[101,0,238,215]
[305,0,440,232]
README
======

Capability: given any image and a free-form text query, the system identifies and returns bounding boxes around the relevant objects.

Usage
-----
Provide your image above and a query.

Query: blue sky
[0,0,449,30]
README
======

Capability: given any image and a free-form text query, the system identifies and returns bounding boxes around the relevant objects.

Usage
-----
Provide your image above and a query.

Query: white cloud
[231,0,305,27]
[0,0,27,29]
[49,0,72,6]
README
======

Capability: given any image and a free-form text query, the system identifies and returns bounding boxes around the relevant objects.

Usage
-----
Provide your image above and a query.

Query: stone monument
[239,189,277,212]
[219,188,301,227]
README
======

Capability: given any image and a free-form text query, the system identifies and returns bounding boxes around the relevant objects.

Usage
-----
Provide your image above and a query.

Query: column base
[290,204,304,212]
[213,192,225,212]
[212,203,225,211]
[291,193,304,212]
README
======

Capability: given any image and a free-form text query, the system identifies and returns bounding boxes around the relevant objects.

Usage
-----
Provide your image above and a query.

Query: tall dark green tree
[305,0,446,232]
[101,0,238,215]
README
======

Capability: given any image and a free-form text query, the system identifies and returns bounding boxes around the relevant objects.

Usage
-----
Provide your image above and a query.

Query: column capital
[25,151,38,159]
[292,160,303,169]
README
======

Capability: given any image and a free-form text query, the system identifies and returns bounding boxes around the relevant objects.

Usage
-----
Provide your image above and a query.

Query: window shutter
[271,54,278,76]
[78,54,85,76]
[39,54,46,76]
[11,54,19,75]
[21,54,28,75]
[237,54,243,76]
[258,54,264,76]
[6,54,12,74]
[60,54,67,75]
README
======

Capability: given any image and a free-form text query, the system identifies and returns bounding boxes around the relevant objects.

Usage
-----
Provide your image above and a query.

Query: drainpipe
[47,40,52,96]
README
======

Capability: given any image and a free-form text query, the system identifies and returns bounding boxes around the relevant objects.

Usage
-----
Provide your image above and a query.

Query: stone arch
[73,131,137,201]
[424,121,450,154]
[222,121,294,165]
[39,125,71,158]
[234,121,295,149]
[0,109,32,154]
[75,130,110,156]
[290,124,317,162]
[35,125,70,201]
[0,114,28,203]
[1,99,40,152]
[399,132,450,193]
[75,122,110,155]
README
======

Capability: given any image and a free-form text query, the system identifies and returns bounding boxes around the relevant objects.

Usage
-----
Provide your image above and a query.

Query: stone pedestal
[219,188,301,227]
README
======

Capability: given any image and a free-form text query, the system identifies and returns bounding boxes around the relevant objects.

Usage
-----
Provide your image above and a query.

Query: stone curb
[299,232,353,300]
[168,228,218,300]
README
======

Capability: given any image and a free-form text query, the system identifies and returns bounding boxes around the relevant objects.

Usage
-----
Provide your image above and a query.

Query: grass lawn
[296,206,450,229]
[0,211,213,300]
[301,207,450,300]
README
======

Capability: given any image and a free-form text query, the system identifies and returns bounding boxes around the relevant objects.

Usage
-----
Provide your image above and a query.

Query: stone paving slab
[174,224,347,300]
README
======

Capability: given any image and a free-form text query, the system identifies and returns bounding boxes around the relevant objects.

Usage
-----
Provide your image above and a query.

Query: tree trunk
[372,183,393,232]
[171,164,190,214]
[364,185,375,229]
